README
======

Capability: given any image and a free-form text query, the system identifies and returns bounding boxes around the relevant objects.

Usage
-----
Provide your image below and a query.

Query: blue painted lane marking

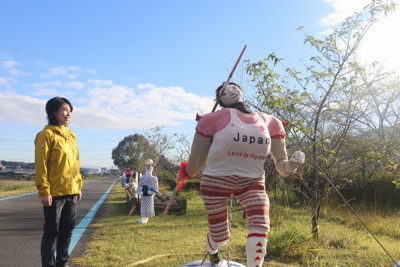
[69,178,117,254]
[0,191,37,201]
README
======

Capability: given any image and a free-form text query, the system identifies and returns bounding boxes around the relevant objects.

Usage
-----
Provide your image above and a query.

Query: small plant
[268,228,310,263]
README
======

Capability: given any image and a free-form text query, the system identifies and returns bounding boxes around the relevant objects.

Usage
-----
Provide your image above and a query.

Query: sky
[0,0,399,169]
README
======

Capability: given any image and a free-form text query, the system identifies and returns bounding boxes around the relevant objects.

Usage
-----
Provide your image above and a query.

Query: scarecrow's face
[220,84,243,106]
[145,165,153,173]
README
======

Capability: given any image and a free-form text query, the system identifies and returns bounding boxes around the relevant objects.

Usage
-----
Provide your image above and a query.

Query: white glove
[284,151,305,175]
[289,151,305,164]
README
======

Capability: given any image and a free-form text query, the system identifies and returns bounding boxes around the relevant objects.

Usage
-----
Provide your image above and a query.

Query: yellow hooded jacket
[35,125,82,197]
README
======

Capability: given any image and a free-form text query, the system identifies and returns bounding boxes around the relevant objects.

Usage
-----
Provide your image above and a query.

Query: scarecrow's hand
[286,151,305,174]
[176,161,190,192]
[290,151,305,164]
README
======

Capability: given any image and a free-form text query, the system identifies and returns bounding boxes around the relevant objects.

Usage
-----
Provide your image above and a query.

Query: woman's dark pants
[41,195,77,267]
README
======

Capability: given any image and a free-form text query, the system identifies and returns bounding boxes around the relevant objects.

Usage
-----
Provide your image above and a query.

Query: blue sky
[0,0,399,168]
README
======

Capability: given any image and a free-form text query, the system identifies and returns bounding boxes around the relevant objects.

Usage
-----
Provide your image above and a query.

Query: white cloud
[0,58,214,132]
[3,60,19,69]
[72,81,214,130]
[0,92,45,125]
[0,81,214,131]
[39,66,96,79]
[64,81,86,90]
[320,0,400,73]
[31,81,63,96]
[320,0,367,26]
[2,59,25,76]
[0,77,9,85]
[30,81,85,97]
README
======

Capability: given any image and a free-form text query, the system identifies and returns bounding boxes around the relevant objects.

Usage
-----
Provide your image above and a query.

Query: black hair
[215,82,252,113]
[45,97,73,125]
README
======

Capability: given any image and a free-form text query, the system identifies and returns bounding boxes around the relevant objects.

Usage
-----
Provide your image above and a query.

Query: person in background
[35,97,83,267]
[176,82,305,267]
[136,159,158,224]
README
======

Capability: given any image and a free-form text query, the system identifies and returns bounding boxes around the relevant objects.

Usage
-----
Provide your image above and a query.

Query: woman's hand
[77,191,82,202]
[40,195,52,206]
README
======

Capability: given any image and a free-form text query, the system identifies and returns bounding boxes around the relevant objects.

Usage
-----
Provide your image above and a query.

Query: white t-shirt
[202,109,272,178]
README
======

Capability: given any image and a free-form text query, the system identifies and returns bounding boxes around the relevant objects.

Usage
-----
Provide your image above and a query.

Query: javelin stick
[211,44,247,112]
[162,45,247,218]
[162,188,176,217]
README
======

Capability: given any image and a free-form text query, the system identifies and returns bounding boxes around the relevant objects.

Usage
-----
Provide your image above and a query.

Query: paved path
[0,176,117,267]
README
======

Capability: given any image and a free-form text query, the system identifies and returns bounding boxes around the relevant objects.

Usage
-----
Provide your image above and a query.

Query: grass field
[0,179,36,198]
[0,174,105,198]
[71,184,400,267]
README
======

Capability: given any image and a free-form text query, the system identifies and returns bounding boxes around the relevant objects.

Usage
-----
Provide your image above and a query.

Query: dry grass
[0,179,36,198]
[71,184,400,267]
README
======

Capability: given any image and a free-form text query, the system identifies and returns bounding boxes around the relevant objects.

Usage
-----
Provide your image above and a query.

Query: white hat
[145,159,154,166]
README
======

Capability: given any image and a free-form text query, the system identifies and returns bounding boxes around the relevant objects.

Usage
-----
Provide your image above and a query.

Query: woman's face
[55,103,72,126]
[220,84,243,106]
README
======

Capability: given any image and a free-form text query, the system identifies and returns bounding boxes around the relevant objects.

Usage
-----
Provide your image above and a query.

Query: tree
[347,78,400,198]
[172,132,192,164]
[245,0,396,238]
[111,133,155,171]
[144,126,177,173]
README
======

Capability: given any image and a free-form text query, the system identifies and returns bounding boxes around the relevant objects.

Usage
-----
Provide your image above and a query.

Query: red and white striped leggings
[200,174,270,247]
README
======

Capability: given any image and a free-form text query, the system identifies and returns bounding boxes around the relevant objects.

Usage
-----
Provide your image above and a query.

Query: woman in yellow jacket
[35,97,82,267]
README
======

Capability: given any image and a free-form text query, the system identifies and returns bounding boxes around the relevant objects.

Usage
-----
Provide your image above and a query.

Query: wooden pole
[162,45,247,218]
[211,45,247,112]
[162,188,176,218]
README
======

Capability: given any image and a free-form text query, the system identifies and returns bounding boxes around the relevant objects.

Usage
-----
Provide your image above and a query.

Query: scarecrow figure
[136,159,158,224]
[125,168,133,187]
[119,172,126,188]
[176,82,305,267]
